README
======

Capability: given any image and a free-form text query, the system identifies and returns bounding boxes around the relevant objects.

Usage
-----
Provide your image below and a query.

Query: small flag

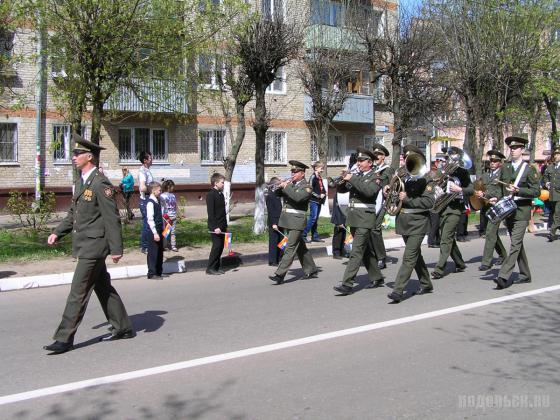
[277,236,288,250]
[224,232,234,256]
[344,233,353,245]
[162,221,172,238]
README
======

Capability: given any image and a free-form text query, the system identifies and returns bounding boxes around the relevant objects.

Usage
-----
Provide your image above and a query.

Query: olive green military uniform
[52,169,133,344]
[433,167,474,276]
[479,169,507,267]
[339,170,384,287]
[371,164,395,262]
[544,161,560,238]
[274,179,318,278]
[494,162,540,285]
[392,177,435,295]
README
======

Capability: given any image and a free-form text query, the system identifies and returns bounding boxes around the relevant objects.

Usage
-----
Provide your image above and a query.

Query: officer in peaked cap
[44,132,134,354]
[504,135,528,147]
[544,147,560,242]
[333,147,384,295]
[269,160,318,284]
[403,144,425,159]
[371,143,394,269]
[476,149,507,271]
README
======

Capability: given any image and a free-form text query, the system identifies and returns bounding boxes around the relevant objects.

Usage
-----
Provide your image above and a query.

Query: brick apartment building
[0,0,398,209]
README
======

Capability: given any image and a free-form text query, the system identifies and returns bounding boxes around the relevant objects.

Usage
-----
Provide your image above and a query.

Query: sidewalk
[0,203,549,292]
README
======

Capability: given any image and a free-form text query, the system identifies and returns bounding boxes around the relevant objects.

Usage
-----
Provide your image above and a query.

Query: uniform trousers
[434,212,466,275]
[498,218,531,282]
[342,227,383,287]
[393,234,432,294]
[54,258,132,343]
[428,212,440,246]
[207,232,225,271]
[275,229,317,277]
[479,205,489,235]
[371,209,387,260]
[549,201,560,236]
[481,219,507,267]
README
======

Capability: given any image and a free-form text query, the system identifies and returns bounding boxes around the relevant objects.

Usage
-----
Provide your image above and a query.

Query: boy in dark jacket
[266,177,284,266]
[206,173,227,275]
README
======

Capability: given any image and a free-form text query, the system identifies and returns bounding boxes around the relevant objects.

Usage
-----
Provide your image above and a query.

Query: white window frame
[198,54,224,90]
[200,129,226,164]
[266,66,286,94]
[310,0,345,27]
[118,127,168,163]
[0,122,18,163]
[311,133,346,164]
[265,131,287,164]
[262,0,286,21]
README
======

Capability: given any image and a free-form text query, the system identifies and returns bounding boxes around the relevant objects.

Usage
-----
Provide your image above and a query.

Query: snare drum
[486,196,517,224]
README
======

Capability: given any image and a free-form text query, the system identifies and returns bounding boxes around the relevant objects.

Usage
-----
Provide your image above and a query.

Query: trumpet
[267,176,294,193]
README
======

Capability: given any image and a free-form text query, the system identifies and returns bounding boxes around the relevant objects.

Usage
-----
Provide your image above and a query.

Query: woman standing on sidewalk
[120,167,135,221]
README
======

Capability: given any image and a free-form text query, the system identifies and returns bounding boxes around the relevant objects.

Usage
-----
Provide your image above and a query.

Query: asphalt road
[1,232,559,419]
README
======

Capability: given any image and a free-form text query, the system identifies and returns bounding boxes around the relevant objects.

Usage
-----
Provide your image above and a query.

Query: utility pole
[34,10,46,207]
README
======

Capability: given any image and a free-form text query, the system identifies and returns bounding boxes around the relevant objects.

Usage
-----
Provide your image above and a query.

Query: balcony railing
[304,94,374,124]
[104,80,189,114]
[305,24,365,52]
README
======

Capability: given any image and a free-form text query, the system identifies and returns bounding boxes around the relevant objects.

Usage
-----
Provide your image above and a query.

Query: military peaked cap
[73,133,105,153]
[371,143,390,157]
[289,160,309,171]
[505,135,528,147]
[356,147,375,161]
[486,149,506,160]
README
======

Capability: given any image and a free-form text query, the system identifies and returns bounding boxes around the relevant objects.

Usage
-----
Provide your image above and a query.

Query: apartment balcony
[304,94,374,124]
[104,80,189,114]
[305,24,365,52]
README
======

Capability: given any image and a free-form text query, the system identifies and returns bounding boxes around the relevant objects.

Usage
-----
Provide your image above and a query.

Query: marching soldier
[333,147,384,295]
[488,136,540,289]
[269,161,318,284]
[544,148,560,242]
[44,135,134,354]
[371,143,395,269]
[431,146,474,279]
[388,145,435,303]
[476,150,507,271]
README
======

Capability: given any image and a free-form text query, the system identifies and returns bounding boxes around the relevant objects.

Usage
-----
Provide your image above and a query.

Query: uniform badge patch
[306,187,311,193]
[426,185,433,192]
[83,189,93,201]
[104,187,114,198]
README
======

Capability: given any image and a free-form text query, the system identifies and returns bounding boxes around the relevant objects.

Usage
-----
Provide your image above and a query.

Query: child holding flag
[206,173,227,275]
[161,179,178,252]
[146,181,164,279]
[266,177,284,266]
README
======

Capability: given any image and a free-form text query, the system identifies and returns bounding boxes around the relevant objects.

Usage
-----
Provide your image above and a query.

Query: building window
[265,131,287,164]
[311,134,346,164]
[199,54,224,89]
[440,140,450,152]
[200,129,225,163]
[0,123,17,162]
[118,128,168,163]
[311,0,345,27]
[266,66,286,94]
[53,124,71,162]
[363,135,384,150]
[262,0,284,20]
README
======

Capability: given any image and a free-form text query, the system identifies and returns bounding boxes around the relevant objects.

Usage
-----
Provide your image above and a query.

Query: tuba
[385,152,427,216]
[431,148,472,213]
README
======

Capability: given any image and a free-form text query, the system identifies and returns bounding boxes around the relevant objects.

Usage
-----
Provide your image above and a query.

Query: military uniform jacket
[494,161,540,221]
[54,169,123,259]
[479,169,502,209]
[277,179,311,230]
[544,164,560,202]
[338,170,380,229]
[374,164,395,190]
[396,177,435,236]
[439,167,474,215]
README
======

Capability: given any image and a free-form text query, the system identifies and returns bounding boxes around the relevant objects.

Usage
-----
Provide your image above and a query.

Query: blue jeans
[303,201,321,240]
[139,198,149,251]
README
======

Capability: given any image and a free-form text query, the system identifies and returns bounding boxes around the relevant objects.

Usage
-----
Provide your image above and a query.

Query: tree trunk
[529,113,538,164]
[544,94,558,146]
[391,110,403,169]
[91,98,104,167]
[253,85,268,234]
[463,99,477,161]
[317,119,329,177]
[476,125,487,177]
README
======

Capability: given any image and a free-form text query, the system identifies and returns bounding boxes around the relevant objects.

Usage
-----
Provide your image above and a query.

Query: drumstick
[493,179,518,190]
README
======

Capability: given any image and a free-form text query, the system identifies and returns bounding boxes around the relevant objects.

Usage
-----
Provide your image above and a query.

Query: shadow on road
[92,310,168,334]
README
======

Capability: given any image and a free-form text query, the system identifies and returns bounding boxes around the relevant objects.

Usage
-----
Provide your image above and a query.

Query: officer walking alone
[44,135,135,355]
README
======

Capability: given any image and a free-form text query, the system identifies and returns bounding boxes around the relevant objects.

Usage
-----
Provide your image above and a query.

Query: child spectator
[120,167,135,221]
[146,181,164,280]
[161,179,178,252]
[206,173,227,275]
[266,176,284,266]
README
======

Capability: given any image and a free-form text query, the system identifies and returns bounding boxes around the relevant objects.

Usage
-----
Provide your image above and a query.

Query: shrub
[6,190,56,230]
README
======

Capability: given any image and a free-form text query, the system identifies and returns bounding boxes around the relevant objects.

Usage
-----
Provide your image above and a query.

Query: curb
[0,224,548,293]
